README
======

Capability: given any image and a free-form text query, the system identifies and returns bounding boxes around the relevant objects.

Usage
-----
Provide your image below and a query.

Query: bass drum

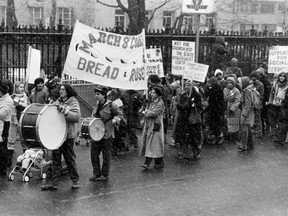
[81,117,105,141]
[19,104,67,150]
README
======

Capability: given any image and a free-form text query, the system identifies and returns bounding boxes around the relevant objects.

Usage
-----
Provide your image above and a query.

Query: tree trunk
[6,0,17,28]
[49,0,57,28]
[127,0,145,35]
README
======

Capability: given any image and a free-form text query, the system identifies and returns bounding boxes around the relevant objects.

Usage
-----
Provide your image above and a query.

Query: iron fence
[1,23,288,83]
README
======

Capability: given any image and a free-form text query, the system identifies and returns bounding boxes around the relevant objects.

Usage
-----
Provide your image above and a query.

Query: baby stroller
[8,148,51,182]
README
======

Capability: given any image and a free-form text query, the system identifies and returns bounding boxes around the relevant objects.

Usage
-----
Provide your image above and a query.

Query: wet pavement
[2,131,288,216]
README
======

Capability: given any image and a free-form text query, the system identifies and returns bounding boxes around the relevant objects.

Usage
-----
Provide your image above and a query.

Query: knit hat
[256,68,265,76]
[240,76,250,90]
[250,70,260,79]
[214,69,223,76]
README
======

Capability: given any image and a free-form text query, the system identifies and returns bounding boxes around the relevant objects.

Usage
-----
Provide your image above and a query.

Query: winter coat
[205,78,225,128]
[223,86,241,114]
[91,99,124,139]
[10,92,29,124]
[269,72,288,106]
[29,87,49,104]
[140,97,165,158]
[240,86,255,125]
[0,93,13,142]
[121,90,142,127]
[252,80,265,105]
[54,96,80,139]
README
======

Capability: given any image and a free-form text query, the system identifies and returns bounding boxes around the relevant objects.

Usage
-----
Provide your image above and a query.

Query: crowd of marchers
[0,57,287,190]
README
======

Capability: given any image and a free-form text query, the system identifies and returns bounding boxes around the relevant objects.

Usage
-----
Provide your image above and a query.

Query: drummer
[89,86,124,182]
[41,84,80,190]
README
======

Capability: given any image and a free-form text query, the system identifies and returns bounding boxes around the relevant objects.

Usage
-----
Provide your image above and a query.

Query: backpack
[250,88,261,109]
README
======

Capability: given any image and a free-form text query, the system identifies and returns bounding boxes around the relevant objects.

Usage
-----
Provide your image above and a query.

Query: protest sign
[172,40,195,75]
[184,62,209,83]
[183,62,195,81]
[268,46,288,73]
[144,48,164,77]
[63,20,147,90]
[26,46,41,84]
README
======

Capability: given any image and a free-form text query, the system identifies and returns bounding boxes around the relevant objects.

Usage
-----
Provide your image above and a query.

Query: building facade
[0,0,287,33]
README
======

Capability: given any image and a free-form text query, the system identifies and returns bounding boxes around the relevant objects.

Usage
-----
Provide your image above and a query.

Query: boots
[7,150,14,168]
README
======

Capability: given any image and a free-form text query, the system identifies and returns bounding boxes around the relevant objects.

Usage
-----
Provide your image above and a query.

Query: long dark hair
[61,84,78,98]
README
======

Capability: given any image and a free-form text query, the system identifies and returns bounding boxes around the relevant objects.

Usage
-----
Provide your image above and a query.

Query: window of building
[31,7,44,25]
[163,11,172,28]
[240,24,259,32]
[278,2,285,11]
[205,14,213,28]
[261,24,276,31]
[115,9,125,28]
[251,2,258,14]
[0,6,6,26]
[183,16,193,31]
[58,7,72,28]
[260,2,275,13]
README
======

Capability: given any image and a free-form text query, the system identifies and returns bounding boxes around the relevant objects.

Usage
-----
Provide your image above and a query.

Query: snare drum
[81,117,105,141]
[19,104,67,150]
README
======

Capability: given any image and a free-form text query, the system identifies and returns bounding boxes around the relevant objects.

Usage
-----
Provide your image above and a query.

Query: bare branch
[116,0,129,13]
[147,0,171,25]
[96,0,119,8]
[173,13,184,29]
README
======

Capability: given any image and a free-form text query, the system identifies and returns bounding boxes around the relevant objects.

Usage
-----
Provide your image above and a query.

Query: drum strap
[94,102,115,124]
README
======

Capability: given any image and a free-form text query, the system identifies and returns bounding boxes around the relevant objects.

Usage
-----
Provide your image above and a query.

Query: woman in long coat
[223,76,241,140]
[140,87,165,170]
[205,77,225,144]
[237,77,254,151]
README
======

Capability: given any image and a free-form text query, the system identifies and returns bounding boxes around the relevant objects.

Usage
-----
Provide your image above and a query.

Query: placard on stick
[184,62,209,83]
[144,48,164,77]
[268,46,288,73]
[26,46,41,84]
[172,40,195,75]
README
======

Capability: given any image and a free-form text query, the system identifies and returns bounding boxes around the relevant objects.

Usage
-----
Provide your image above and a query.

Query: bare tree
[97,0,171,34]
[6,0,18,28]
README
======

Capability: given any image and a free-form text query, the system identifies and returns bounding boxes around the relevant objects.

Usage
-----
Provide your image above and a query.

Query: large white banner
[63,20,147,90]
[268,46,288,73]
[26,46,41,84]
[144,48,164,77]
[172,40,195,75]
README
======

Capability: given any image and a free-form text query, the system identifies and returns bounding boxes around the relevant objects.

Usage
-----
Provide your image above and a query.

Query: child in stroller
[9,148,52,182]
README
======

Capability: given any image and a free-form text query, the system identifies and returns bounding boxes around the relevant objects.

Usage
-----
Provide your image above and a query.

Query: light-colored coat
[241,86,255,125]
[54,96,80,139]
[140,98,165,158]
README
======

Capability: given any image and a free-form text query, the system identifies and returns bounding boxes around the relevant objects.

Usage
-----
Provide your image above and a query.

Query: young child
[7,81,29,167]
[15,149,52,173]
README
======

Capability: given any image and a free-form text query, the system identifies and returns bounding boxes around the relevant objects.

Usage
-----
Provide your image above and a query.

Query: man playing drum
[89,86,124,182]
[41,84,80,190]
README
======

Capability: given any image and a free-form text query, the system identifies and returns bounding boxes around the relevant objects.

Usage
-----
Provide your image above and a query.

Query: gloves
[57,105,68,115]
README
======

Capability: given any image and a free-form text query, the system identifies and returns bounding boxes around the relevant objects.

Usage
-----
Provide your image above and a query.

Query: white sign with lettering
[172,40,195,75]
